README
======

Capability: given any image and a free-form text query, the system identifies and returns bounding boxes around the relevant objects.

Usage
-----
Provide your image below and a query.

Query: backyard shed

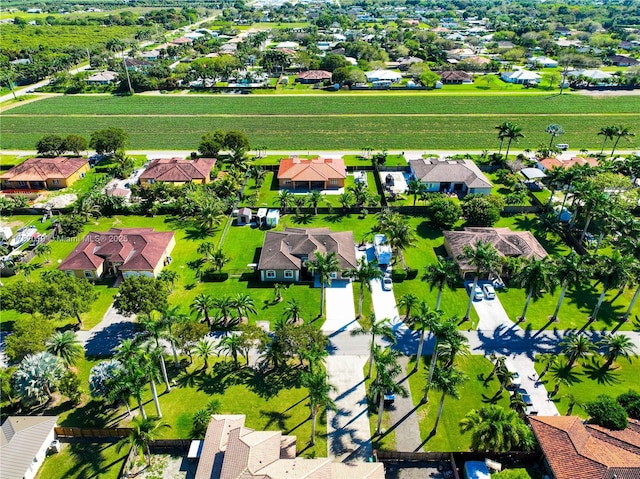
[237,207,252,225]
[257,208,268,227]
[266,209,280,227]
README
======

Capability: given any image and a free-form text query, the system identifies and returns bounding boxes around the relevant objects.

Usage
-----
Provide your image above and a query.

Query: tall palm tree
[410,301,443,374]
[344,257,383,318]
[191,294,215,324]
[45,331,84,367]
[422,256,460,310]
[298,342,328,374]
[117,416,170,466]
[590,251,635,323]
[545,123,565,149]
[137,314,172,392]
[502,122,524,161]
[217,333,243,366]
[598,126,617,155]
[396,293,419,321]
[610,125,635,157]
[231,293,256,322]
[195,339,215,371]
[370,346,406,435]
[543,166,568,207]
[537,353,558,380]
[459,241,502,321]
[307,251,341,317]
[459,405,533,452]
[115,340,151,419]
[278,189,294,213]
[213,296,235,325]
[561,333,594,368]
[301,371,337,445]
[437,328,470,369]
[426,365,467,433]
[306,190,323,216]
[160,305,187,367]
[512,256,554,321]
[550,251,591,321]
[384,214,416,269]
[351,314,396,379]
[495,121,510,155]
[424,318,458,399]
[599,334,636,369]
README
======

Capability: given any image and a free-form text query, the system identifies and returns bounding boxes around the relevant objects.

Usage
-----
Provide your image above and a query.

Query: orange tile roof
[140,158,216,182]
[530,416,640,479]
[0,157,87,182]
[539,157,599,170]
[277,158,346,183]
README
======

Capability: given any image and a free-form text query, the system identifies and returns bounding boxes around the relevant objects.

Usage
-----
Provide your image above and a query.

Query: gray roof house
[1,415,58,479]
[194,415,384,479]
[409,158,492,196]
[257,227,357,282]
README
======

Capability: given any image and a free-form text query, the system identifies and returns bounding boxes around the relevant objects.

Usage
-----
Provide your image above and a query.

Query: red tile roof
[0,157,88,182]
[58,228,174,273]
[539,157,599,170]
[140,158,216,182]
[297,70,332,81]
[277,158,346,183]
[530,416,640,479]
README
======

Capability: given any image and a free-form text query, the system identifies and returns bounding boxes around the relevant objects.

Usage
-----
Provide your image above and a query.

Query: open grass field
[0,24,140,49]
[2,94,638,150]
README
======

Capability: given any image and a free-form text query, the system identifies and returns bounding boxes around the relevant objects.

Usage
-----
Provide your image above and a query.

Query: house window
[284,270,294,279]
[52,179,60,185]
[18,181,26,187]
[148,179,155,184]
[330,272,338,279]
[266,270,276,279]
[83,271,94,279]
[284,180,292,185]
[65,270,74,277]
[330,178,338,185]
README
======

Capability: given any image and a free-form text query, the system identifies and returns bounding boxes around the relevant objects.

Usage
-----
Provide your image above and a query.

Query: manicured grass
[3,95,638,150]
[406,355,511,452]
[534,356,640,416]
[36,441,127,479]
[366,363,396,452]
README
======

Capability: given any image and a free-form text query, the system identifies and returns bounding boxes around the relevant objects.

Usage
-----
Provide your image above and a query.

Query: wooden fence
[54,427,132,438]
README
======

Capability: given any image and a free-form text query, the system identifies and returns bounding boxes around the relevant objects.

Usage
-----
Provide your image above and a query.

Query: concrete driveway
[322,280,358,333]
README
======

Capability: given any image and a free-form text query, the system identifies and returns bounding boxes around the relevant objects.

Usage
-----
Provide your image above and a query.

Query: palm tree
[512,257,554,321]
[157,270,179,293]
[191,294,215,324]
[301,371,337,445]
[34,243,52,263]
[406,179,426,206]
[344,257,383,318]
[307,251,341,317]
[550,251,591,322]
[396,293,419,321]
[424,318,458,399]
[459,405,534,452]
[537,353,559,380]
[13,352,65,406]
[160,305,187,367]
[610,126,635,157]
[292,195,306,218]
[195,339,215,371]
[495,363,516,394]
[495,121,510,154]
[599,334,636,369]
[117,416,170,466]
[299,342,328,374]
[210,249,230,273]
[484,354,506,384]
[137,314,172,392]
[422,256,460,310]
[351,314,396,379]
[437,328,470,369]
[231,293,256,322]
[410,301,443,374]
[370,346,406,435]
[217,333,243,366]
[502,122,524,161]
[306,190,323,216]
[213,296,235,326]
[283,298,303,324]
[543,166,568,207]
[14,262,38,282]
[561,333,594,368]
[564,393,583,416]
[459,241,502,321]
[590,251,635,323]
[45,331,84,367]
[545,123,565,149]
[115,340,151,419]
[278,189,293,213]
[426,365,467,433]
[197,241,216,261]
[598,126,617,155]
[384,214,416,269]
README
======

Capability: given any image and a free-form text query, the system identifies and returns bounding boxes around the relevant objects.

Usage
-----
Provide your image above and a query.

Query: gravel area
[130,454,195,479]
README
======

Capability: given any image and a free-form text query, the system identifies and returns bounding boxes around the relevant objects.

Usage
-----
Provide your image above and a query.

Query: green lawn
[0,24,140,50]
[3,94,638,150]
[36,441,127,479]
[405,355,511,452]
[534,356,640,416]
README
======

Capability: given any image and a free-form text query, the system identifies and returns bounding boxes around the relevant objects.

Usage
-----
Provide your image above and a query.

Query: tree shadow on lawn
[57,399,121,428]
[261,409,292,430]
[582,357,623,385]
[65,441,126,479]
[246,366,303,399]
[84,322,137,357]
[291,214,314,225]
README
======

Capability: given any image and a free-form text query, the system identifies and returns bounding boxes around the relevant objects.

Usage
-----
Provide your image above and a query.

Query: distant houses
[0,157,89,190]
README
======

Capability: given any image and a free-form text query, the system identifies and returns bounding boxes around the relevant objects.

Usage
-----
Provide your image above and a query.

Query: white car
[382,276,393,291]
[468,284,483,301]
[482,284,496,300]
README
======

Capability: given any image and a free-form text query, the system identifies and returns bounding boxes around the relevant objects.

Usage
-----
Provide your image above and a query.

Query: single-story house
[0,157,89,190]
[608,55,639,67]
[529,56,558,68]
[501,70,541,84]
[193,415,384,479]
[140,50,161,61]
[296,70,332,84]
[397,56,424,71]
[365,70,402,83]
[170,36,193,45]
[257,227,357,282]
[123,57,153,70]
[277,158,346,190]
[567,69,613,83]
[443,227,548,277]
[58,227,175,280]
[139,157,216,186]
[275,41,299,50]
[445,48,475,60]
[438,70,473,84]
[1,415,58,479]
[409,158,492,196]
[465,55,492,66]
[530,416,640,479]
[86,70,119,85]
[537,156,599,171]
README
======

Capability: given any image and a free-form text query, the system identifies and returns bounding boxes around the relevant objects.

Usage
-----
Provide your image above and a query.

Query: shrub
[617,390,640,420]
[585,394,628,430]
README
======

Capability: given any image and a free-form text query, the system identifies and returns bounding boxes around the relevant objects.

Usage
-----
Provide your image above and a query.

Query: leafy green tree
[302,371,337,445]
[199,130,226,157]
[422,256,460,310]
[344,257,383,318]
[4,314,54,362]
[459,405,534,452]
[117,416,171,466]
[351,314,396,379]
[36,134,65,156]
[114,276,169,316]
[63,134,88,155]
[617,390,640,420]
[461,194,504,227]
[585,395,628,430]
[89,127,128,155]
[12,352,65,407]
[419,69,441,88]
[425,196,462,228]
[308,251,341,317]
[46,331,84,367]
[224,131,250,160]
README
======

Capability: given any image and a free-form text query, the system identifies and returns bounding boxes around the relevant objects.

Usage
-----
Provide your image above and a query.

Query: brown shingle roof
[438,70,473,82]
[443,227,548,272]
[0,157,88,182]
[258,228,357,272]
[530,416,640,479]
[297,70,332,81]
[277,158,346,183]
[140,158,216,182]
[409,158,492,189]
[58,228,174,273]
